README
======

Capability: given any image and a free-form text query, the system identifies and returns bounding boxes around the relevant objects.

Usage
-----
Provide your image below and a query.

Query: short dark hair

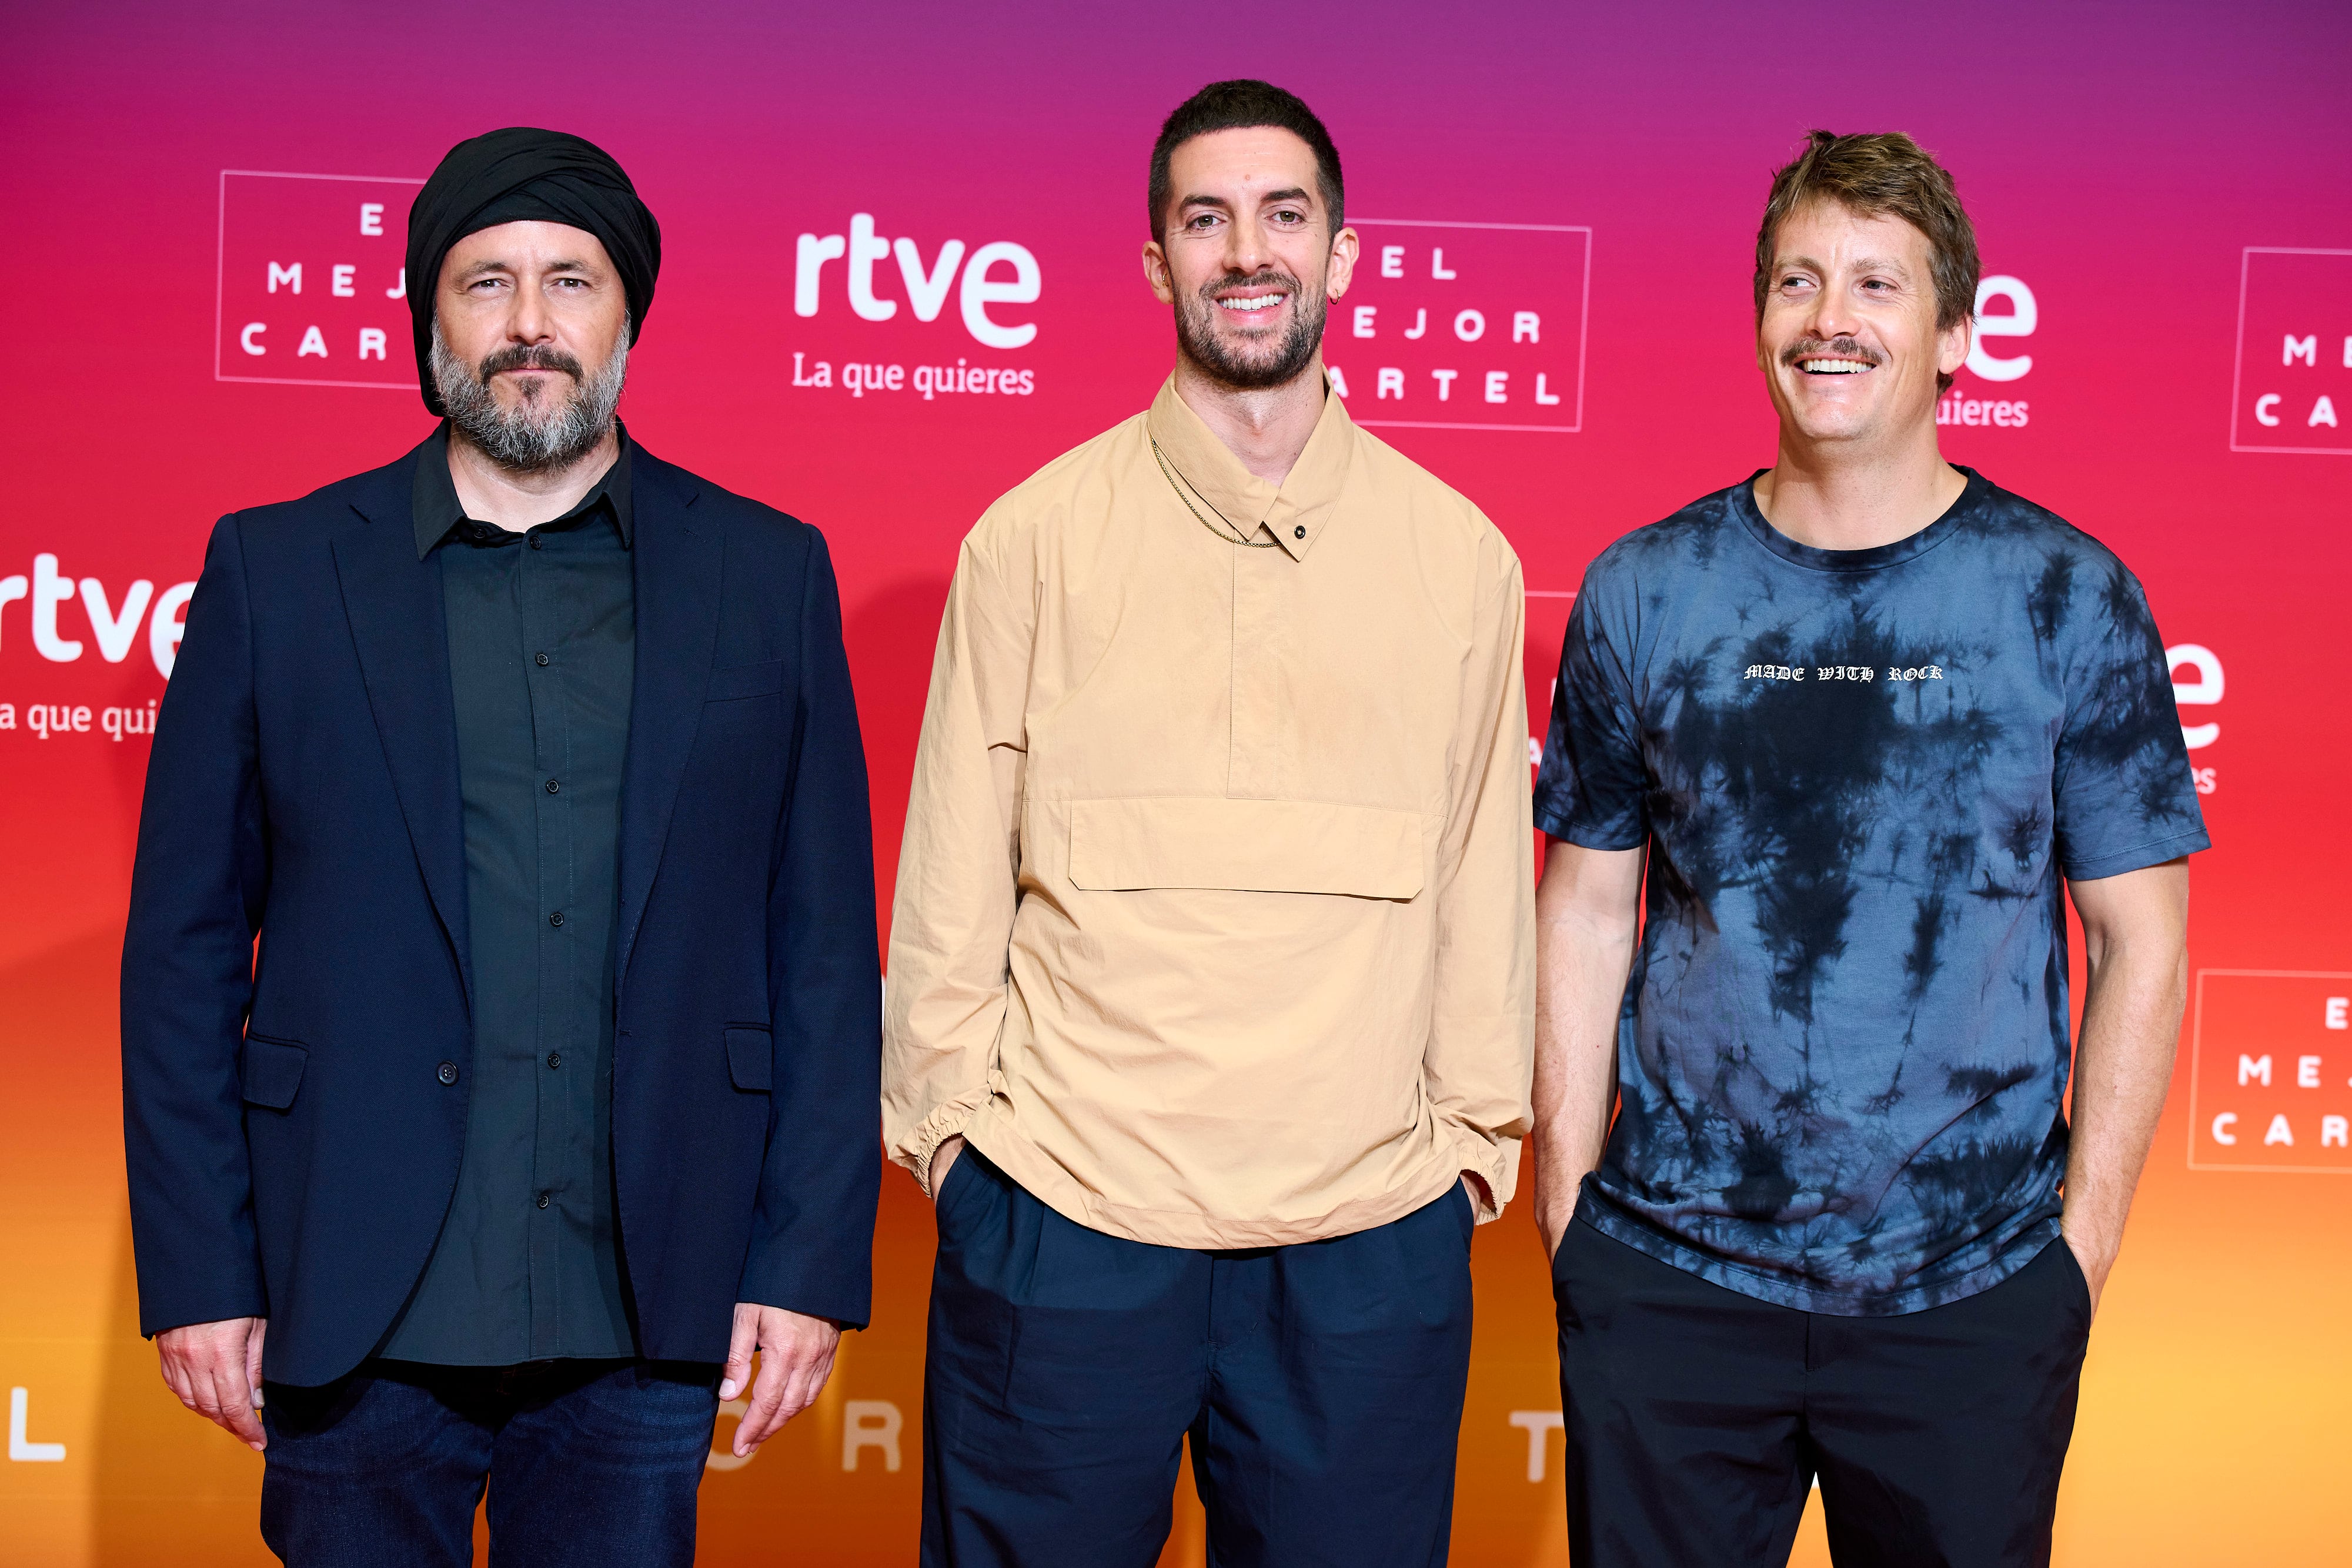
[1148,80,1344,245]
[1755,130,1980,393]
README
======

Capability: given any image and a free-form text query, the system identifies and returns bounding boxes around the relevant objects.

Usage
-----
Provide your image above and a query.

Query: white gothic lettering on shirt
[1740,663,1945,683]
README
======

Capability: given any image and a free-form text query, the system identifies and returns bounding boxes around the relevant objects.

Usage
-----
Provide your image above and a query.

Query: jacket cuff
[1441,1125,1520,1224]
[734,1267,873,1333]
[907,1098,986,1196]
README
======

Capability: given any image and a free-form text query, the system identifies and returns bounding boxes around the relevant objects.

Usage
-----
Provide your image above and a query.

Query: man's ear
[1141,239,1175,305]
[1937,312,1973,379]
[1326,225,1359,301]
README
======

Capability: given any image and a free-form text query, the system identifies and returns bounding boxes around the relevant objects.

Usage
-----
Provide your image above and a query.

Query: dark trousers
[1553,1218,2092,1567]
[259,1358,720,1567]
[921,1151,1476,1567]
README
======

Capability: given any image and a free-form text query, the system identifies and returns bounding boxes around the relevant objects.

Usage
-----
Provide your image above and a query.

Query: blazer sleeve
[739,528,883,1326]
[121,514,272,1336]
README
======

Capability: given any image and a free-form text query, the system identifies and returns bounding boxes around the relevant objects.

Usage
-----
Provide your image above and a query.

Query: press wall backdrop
[3,3,2347,1563]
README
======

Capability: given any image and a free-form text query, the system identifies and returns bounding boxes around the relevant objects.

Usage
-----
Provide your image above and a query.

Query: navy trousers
[921,1151,1477,1567]
[1553,1218,2092,1567]
[258,1359,720,1567]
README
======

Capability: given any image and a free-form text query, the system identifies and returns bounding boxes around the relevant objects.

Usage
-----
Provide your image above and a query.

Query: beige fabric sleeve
[1424,529,1539,1220]
[881,527,1033,1195]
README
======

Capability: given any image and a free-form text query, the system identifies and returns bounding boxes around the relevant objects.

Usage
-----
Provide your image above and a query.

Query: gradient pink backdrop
[3,3,2347,1562]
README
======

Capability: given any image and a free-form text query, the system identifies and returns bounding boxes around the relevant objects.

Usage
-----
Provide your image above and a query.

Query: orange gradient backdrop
[4,4,2348,1563]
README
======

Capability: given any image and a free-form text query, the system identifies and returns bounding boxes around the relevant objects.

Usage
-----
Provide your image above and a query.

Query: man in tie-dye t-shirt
[1529,131,2206,1567]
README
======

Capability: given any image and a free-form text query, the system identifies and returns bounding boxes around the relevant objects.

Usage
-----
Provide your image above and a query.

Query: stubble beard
[1174,269,1327,392]
[430,320,629,474]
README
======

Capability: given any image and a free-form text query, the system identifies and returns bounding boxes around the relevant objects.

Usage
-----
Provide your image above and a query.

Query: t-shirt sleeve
[1532,575,1649,849]
[2050,559,2211,880]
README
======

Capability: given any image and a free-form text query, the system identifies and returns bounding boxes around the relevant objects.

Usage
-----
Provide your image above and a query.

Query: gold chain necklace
[1151,436,1278,548]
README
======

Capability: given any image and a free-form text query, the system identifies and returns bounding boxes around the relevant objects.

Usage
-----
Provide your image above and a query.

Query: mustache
[1781,336,1884,367]
[476,343,585,383]
[1202,268,1301,303]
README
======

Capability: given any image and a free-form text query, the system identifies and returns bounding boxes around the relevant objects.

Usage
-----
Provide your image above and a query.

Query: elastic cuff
[908,1102,979,1196]
[1446,1139,1513,1224]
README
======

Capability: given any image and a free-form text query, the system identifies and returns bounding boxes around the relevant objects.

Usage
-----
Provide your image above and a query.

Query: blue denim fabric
[921,1151,1476,1567]
[258,1359,719,1567]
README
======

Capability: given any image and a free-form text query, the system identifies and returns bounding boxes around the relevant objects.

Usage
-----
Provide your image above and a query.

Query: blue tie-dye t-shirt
[1535,468,2209,1316]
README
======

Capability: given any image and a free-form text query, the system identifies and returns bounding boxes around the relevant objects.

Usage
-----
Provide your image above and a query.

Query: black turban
[406,126,662,415]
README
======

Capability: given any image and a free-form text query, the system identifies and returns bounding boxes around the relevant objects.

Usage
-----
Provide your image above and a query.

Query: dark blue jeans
[258,1359,720,1567]
[921,1150,1477,1567]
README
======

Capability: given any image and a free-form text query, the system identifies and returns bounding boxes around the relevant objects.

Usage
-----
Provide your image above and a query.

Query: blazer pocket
[1067,797,1425,900]
[239,1034,309,1110]
[706,659,788,704]
[724,1024,774,1092]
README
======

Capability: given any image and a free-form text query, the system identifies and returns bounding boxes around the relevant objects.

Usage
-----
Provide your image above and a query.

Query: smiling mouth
[1215,292,1288,316]
[1799,359,1873,375]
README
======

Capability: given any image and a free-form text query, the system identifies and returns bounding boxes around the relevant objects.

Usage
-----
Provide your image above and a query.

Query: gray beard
[430,322,629,474]
[1174,277,1325,391]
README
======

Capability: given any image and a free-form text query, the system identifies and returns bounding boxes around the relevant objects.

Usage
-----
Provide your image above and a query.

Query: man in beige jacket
[884,79,1534,1568]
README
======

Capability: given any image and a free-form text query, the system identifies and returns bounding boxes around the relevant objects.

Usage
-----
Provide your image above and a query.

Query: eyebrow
[455,256,599,280]
[1772,253,1915,278]
[1177,187,1318,215]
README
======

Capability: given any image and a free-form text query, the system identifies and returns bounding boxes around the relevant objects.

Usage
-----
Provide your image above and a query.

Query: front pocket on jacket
[1065,797,1424,899]
[706,659,788,704]
[724,1024,773,1092]
[239,1034,309,1110]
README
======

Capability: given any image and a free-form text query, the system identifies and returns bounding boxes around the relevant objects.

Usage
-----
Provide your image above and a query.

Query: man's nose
[1802,287,1862,345]
[1224,213,1272,278]
[506,282,556,343]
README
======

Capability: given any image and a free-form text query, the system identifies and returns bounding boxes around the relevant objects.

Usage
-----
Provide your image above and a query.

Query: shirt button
[546,1052,562,1069]
[535,652,550,667]
[536,1192,552,1209]
[529,536,544,550]
[436,1061,459,1085]
[549,910,565,928]
[545,778,561,794]
[1294,526,1306,539]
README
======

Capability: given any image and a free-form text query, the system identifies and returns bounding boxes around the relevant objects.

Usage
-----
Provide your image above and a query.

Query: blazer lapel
[331,453,473,1008]
[616,453,721,995]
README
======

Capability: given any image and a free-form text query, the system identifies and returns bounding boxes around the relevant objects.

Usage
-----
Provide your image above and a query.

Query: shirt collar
[1142,374,1355,561]
[411,421,635,559]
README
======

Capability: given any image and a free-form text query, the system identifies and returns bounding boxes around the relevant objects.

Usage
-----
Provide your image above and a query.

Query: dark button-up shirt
[381,425,637,1364]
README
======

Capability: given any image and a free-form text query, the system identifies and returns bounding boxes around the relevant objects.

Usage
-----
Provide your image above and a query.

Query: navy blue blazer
[121,438,881,1388]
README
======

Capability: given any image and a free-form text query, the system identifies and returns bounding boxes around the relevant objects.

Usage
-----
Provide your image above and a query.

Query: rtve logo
[1937,275,2038,430]
[2168,643,2221,797]
[0,553,192,680]
[794,215,1042,349]
[2230,248,2352,455]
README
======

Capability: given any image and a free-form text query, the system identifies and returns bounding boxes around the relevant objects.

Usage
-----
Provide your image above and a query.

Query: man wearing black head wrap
[123,127,880,1567]
[404,125,661,418]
